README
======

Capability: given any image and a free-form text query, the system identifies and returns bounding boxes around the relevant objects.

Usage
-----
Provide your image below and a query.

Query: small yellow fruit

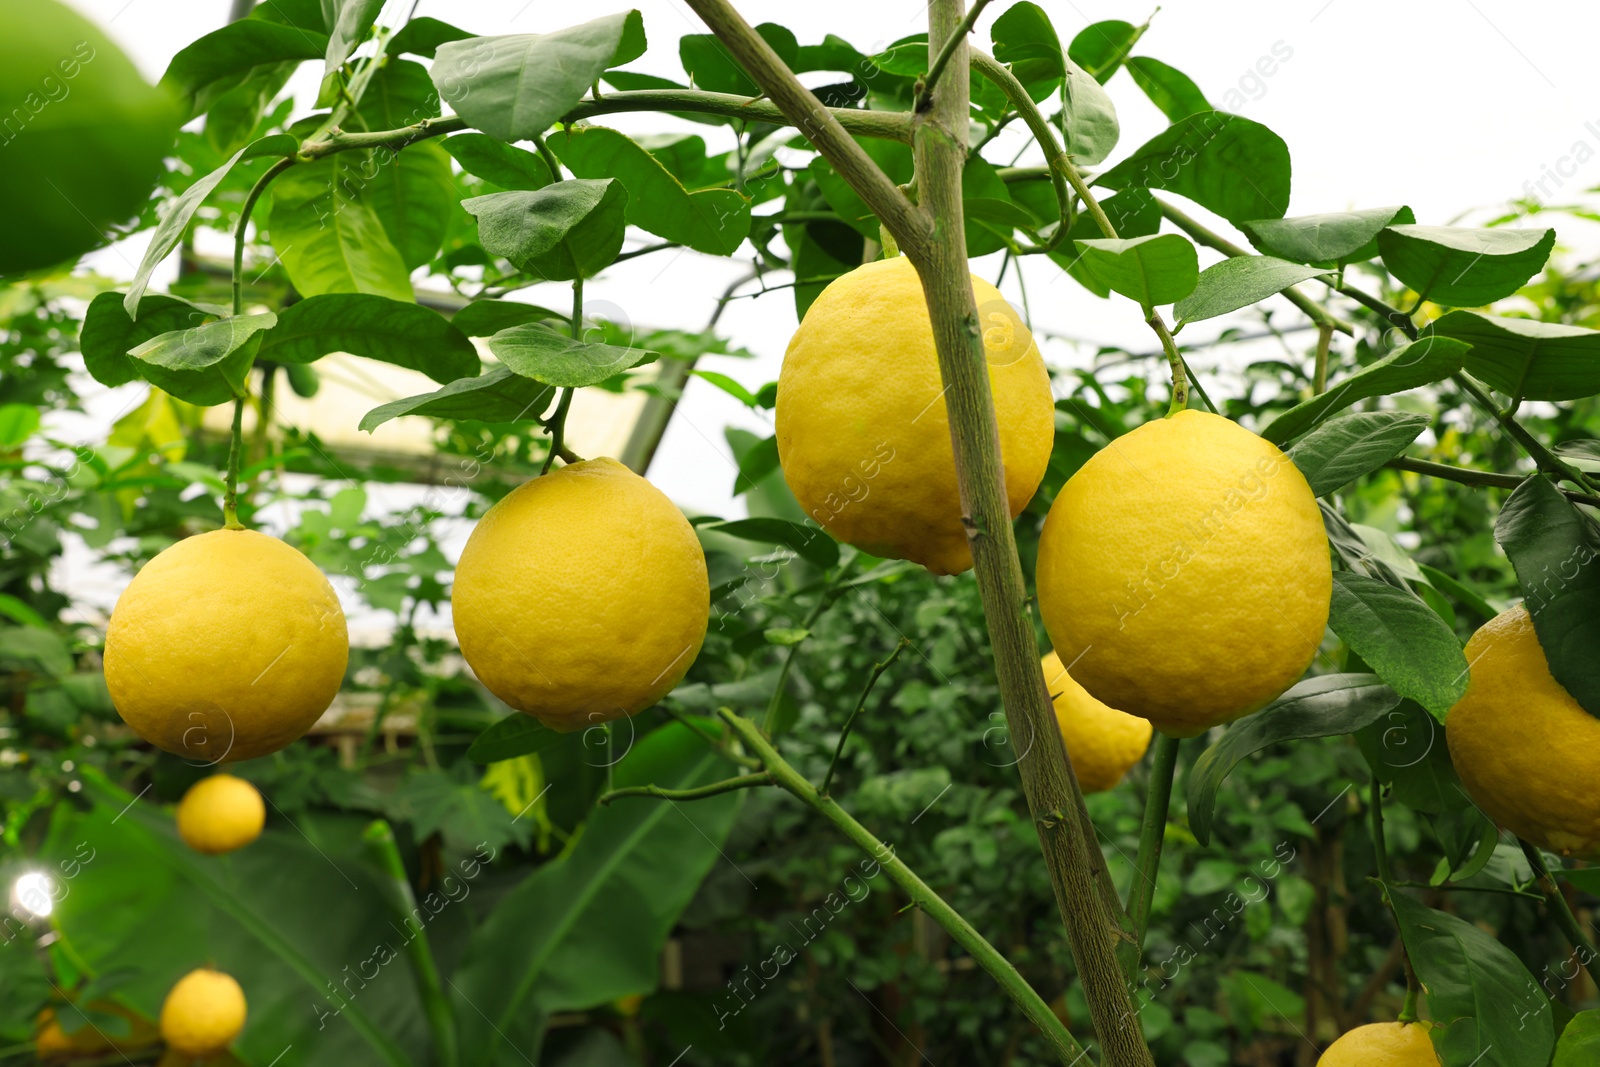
[176,774,265,855]
[1447,604,1600,858]
[452,458,709,731]
[1317,1021,1439,1065]
[105,529,348,763]
[1036,410,1331,737]
[159,969,246,1058]
[1042,651,1152,793]
[776,255,1055,575]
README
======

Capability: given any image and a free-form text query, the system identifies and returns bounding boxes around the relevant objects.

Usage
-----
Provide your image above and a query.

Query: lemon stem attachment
[540,277,585,475]
[1125,732,1181,969]
[1518,837,1600,989]
[1398,984,1419,1025]
[821,637,909,796]
[716,707,1090,1064]
[1149,313,1189,415]
[222,395,245,530]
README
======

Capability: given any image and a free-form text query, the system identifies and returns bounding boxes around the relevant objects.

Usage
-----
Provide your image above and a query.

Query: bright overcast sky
[64,0,1600,521]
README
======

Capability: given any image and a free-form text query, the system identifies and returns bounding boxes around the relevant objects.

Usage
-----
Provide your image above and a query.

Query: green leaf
[463,180,628,281]
[0,404,40,447]
[1187,674,1399,845]
[733,433,781,494]
[1494,475,1600,717]
[681,24,798,95]
[692,369,759,407]
[1556,1012,1600,1067]
[1357,699,1472,815]
[257,294,478,383]
[1073,233,1199,309]
[82,292,227,391]
[354,61,456,271]
[1377,225,1555,308]
[549,126,750,256]
[1429,309,1600,401]
[125,312,274,404]
[466,714,564,763]
[700,517,840,569]
[1098,112,1291,225]
[359,365,554,432]
[160,19,328,119]
[450,300,563,337]
[1286,410,1430,497]
[1053,189,1160,295]
[266,154,414,300]
[1241,206,1415,268]
[1125,56,1210,121]
[991,3,1065,100]
[1067,20,1139,83]
[389,16,472,58]
[431,13,640,142]
[441,133,553,190]
[488,323,654,388]
[1060,62,1120,166]
[1261,336,1470,445]
[0,627,73,677]
[449,723,741,1060]
[1174,255,1330,325]
[1328,572,1469,720]
[1391,893,1555,1067]
[323,0,382,78]
[764,627,812,646]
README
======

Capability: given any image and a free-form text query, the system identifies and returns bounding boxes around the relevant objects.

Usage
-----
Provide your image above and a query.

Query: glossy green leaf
[360,365,554,432]
[1126,56,1209,121]
[389,16,472,58]
[1556,1012,1600,1067]
[431,13,640,141]
[441,133,553,190]
[1430,309,1600,401]
[451,300,564,337]
[160,19,328,118]
[1286,410,1430,497]
[549,126,750,256]
[700,518,840,569]
[680,22,796,95]
[1356,700,1472,815]
[1053,189,1160,295]
[1261,336,1470,445]
[733,433,781,494]
[1328,572,1469,720]
[1174,255,1330,325]
[1494,475,1600,717]
[463,180,628,281]
[82,292,223,389]
[1391,893,1554,1067]
[1188,674,1399,845]
[1098,112,1291,225]
[488,322,654,388]
[1060,61,1120,166]
[1067,19,1138,82]
[1073,233,1199,309]
[466,714,564,764]
[323,0,382,77]
[449,723,741,1060]
[1241,206,1415,268]
[355,61,456,270]
[1377,225,1554,307]
[991,3,1065,100]
[266,154,413,300]
[124,312,272,405]
[257,294,477,383]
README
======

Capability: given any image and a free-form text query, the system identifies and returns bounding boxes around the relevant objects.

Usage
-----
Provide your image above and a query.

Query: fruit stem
[820,638,909,796]
[1125,732,1180,970]
[598,772,774,805]
[361,820,459,1067]
[1148,313,1188,415]
[222,395,246,530]
[540,278,585,476]
[1313,322,1333,394]
[718,707,1091,1064]
[1518,838,1600,990]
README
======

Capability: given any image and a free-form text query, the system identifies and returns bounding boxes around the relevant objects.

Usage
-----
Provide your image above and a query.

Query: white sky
[60,0,1600,523]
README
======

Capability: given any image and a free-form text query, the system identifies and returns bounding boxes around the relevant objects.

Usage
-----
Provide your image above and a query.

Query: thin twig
[821,638,909,795]
[1519,838,1600,989]
[598,772,774,806]
[1385,456,1600,508]
[916,0,996,111]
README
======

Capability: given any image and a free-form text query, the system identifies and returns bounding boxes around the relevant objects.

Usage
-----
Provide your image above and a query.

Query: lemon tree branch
[598,772,775,806]
[1518,838,1600,989]
[717,708,1089,1063]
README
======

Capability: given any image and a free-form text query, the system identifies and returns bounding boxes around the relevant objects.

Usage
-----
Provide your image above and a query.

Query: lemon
[160,969,246,1058]
[104,529,348,763]
[1036,410,1330,737]
[176,774,265,855]
[452,457,709,731]
[775,255,1055,575]
[1318,1021,1438,1065]
[1042,651,1152,792]
[1447,604,1600,857]
[0,0,178,274]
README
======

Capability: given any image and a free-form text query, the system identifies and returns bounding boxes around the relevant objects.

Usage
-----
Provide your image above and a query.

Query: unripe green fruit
[0,0,179,274]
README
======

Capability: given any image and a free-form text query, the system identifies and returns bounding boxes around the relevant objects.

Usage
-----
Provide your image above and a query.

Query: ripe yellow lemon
[160,969,246,1058]
[1318,1021,1438,1065]
[1447,604,1600,857]
[775,255,1054,575]
[452,458,709,731]
[104,529,348,763]
[1036,410,1330,737]
[1042,651,1151,793]
[176,774,265,855]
